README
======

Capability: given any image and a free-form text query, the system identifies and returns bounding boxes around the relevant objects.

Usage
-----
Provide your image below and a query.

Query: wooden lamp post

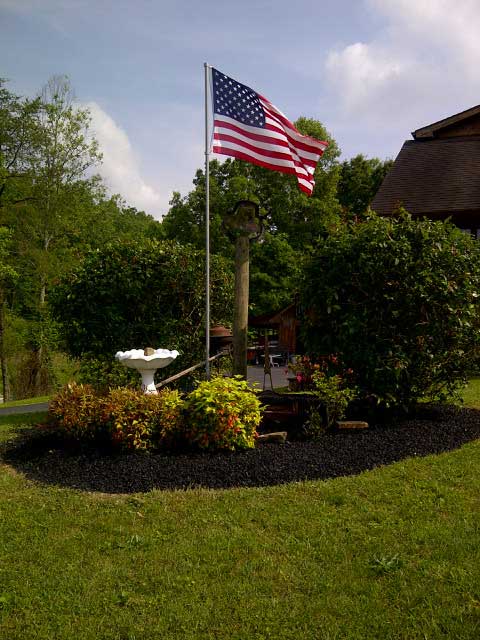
[222,200,263,379]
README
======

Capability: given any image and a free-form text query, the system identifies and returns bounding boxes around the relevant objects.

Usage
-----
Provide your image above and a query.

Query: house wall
[278,309,297,353]
[435,115,480,138]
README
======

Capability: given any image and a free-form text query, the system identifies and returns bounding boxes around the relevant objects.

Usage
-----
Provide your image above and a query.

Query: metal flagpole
[204,62,211,379]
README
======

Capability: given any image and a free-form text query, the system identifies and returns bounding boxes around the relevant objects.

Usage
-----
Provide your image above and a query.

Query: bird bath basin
[115,348,179,394]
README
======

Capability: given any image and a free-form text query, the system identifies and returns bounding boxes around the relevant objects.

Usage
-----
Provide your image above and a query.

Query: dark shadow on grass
[1,405,480,494]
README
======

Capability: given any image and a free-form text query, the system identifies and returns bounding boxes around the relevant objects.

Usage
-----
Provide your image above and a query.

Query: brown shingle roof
[371,136,480,217]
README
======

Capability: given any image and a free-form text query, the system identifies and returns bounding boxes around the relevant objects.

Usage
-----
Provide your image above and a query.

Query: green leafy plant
[302,212,480,409]
[302,409,327,440]
[308,371,357,431]
[183,376,261,451]
[50,240,234,377]
[48,383,184,451]
[48,382,101,441]
[99,388,184,451]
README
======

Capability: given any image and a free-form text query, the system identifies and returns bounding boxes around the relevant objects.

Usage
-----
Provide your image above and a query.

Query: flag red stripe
[260,96,328,150]
[215,118,321,165]
[214,118,318,169]
[212,144,314,194]
[214,118,290,148]
[263,114,327,161]
[264,112,328,155]
[213,133,313,177]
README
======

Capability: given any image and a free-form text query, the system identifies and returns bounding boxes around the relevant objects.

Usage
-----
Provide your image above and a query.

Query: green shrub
[309,371,357,431]
[183,376,261,451]
[100,388,184,451]
[301,212,480,409]
[78,357,138,392]
[48,384,184,451]
[48,382,101,441]
[50,240,234,376]
[48,377,261,453]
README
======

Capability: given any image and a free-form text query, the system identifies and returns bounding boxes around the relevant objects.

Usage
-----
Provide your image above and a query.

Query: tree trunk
[0,292,11,402]
[233,235,250,379]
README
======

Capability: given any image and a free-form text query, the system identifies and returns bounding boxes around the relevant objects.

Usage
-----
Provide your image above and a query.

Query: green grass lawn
[461,377,480,408]
[0,395,50,409]
[0,412,479,639]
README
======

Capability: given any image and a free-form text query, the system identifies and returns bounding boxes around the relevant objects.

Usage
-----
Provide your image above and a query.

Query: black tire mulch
[1,404,480,494]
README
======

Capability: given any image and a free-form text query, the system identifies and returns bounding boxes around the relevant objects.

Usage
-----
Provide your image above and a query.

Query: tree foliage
[51,240,234,375]
[0,77,164,398]
[249,232,302,315]
[0,227,18,400]
[0,79,41,210]
[301,213,480,408]
[338,154,393,218]
[163,118,341,253]
[162,118,342,315]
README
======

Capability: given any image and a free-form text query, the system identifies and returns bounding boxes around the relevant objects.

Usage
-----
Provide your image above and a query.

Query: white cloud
[325,0,480,134]
[368,0,480,66]
[326,42,406,115]
[85,102,165,219]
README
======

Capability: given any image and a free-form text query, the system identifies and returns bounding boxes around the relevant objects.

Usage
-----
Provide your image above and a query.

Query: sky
[2,0,480,219]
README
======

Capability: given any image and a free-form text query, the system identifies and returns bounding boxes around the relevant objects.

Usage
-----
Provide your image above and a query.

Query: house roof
[412,104,480,139]
[371,136,480,217]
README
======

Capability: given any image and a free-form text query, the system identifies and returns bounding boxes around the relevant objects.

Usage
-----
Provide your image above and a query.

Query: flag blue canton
[212,68,265,128]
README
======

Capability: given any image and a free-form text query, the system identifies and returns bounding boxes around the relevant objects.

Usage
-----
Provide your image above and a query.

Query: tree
[0,76,167,397]
[2,77,102,395]
[249,233,302,315]
[337,154,393,218]
[0,79,40,211]
[301,212,480,409]
[162,160,234,257]
[26,76,101,305]
[0,227,18,401]
[162,118,342,314]
[50,240,234,380]
[163,118,342,251]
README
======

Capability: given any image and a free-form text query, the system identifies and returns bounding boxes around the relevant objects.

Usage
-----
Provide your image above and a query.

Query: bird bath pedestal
[115,348,179,394]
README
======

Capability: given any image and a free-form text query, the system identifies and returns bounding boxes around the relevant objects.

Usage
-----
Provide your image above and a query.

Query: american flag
[211,68,328,196]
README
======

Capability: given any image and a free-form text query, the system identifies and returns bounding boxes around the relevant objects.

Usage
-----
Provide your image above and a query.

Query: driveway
[0,402,49,416]
[247,365,290,390]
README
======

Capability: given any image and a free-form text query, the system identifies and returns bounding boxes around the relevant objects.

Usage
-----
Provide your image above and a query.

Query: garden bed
[2,404,480,493]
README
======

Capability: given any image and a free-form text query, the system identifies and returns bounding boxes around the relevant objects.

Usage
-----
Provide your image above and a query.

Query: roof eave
[412,104,480,139]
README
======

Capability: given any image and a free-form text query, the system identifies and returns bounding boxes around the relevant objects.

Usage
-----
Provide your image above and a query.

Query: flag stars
[212,69,266,128]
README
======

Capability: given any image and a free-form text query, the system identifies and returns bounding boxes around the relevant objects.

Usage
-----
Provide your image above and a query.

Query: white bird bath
[115,348,179,394]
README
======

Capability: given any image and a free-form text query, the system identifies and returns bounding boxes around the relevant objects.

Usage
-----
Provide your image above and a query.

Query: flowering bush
[288,354,353,391]
[302,212,480,408]
[100,388,184,451]
[287,356,357,437]
[48,383,184,451]
[48,378,261,453]
[48,382,102,441]
[183,376,261,451]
